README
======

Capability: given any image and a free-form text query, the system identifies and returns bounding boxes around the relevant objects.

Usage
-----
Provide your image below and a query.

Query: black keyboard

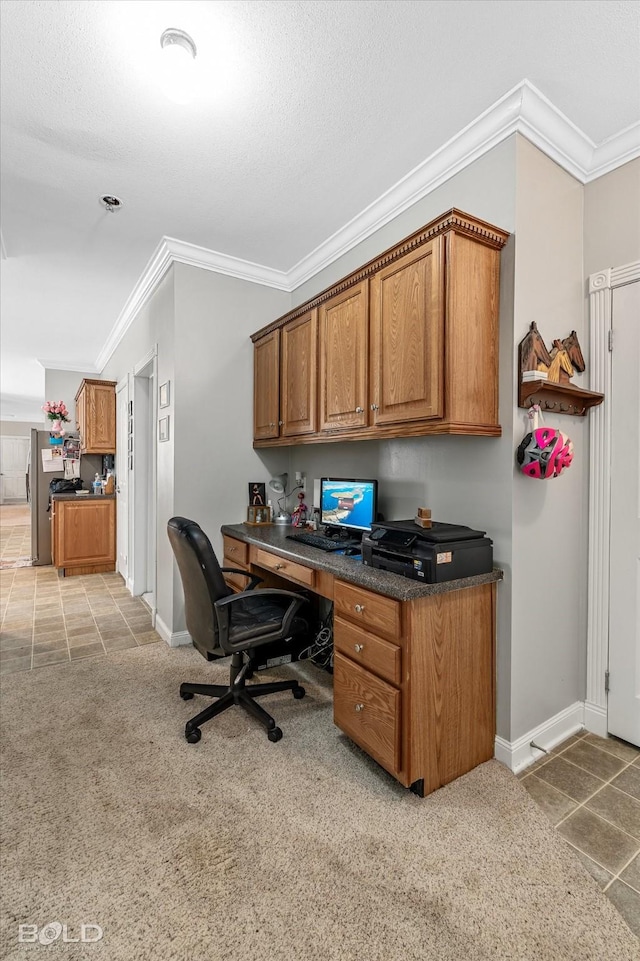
[287,532,356,552]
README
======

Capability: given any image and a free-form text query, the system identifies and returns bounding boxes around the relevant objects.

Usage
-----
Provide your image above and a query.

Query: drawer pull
[274,563,284,571]
[354,703,364,712]
[354,604,365,613]
[354,643,364,653]
[228,546,236,554]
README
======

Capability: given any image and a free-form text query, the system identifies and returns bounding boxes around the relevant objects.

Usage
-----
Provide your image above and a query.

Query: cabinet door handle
[370,404,379,411]
[354,703,364,712]
[354,643,364,653]
[269,422,276,428]
[278,420,284,426]
[355,406,364,414]
[354,604,365,613]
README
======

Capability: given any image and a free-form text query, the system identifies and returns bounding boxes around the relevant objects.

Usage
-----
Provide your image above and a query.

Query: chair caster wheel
[268,727,283,743]
[185,727,201,744]
[180,691,195,700]
[293,686,306,699]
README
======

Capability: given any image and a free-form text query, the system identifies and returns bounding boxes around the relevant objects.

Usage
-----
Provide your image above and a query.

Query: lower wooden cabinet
[333,578,496,796]
[222,535,251,591]
[51,497,116,576]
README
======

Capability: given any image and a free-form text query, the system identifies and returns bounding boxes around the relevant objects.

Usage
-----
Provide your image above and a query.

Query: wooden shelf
[519,379,604,416]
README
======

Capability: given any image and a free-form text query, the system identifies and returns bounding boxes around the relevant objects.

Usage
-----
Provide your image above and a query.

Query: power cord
[299,608,334,672]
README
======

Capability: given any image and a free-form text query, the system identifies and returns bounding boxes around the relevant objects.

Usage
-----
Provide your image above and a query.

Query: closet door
[608,278,640,745]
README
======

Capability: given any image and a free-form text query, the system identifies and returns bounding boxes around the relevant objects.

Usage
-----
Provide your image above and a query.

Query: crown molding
[36,358,100,373]
[92,79,639,371]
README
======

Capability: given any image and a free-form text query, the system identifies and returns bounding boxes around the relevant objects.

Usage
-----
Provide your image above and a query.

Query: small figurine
[291,491,308,528]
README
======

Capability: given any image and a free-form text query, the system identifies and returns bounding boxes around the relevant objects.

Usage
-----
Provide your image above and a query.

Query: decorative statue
[291,491,308,527]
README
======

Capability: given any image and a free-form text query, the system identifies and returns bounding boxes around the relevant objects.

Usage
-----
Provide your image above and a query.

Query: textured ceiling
[1,0,639,419]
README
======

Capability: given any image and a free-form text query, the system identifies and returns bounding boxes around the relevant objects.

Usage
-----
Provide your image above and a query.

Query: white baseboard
[584,700,608,737]
[494,701,585,774]
[154,614,192,648]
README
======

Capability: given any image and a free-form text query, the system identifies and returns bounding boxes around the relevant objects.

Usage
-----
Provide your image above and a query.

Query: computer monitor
[319,478,378,537]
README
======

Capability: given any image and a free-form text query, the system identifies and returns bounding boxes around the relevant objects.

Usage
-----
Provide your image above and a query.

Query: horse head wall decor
[519,323,585,385]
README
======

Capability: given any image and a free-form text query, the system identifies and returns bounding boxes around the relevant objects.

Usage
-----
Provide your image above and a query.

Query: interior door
[0,436,29,502]
[608,279,640,745]
[116,378,129,584]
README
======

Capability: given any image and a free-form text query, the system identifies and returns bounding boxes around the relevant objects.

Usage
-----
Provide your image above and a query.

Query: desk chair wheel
[185,727,202,744]
[180,691,195,701]
[293,685,306,700]
[268,727,283,743]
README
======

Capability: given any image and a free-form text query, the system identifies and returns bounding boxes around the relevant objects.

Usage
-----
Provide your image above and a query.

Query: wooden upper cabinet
[75,379,117,454]
[253,329,280,441]
[319,280,369,432]
[280,308,318,437]
[250,209,508,446]
[370,237,444,426]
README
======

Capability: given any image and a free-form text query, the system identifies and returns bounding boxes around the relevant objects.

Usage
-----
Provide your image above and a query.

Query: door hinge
[605,670,610,693]
[608,329,613,352]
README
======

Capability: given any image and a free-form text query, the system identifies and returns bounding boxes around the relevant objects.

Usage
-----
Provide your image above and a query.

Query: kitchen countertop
[51,492,116,501]
[221,523,503,602]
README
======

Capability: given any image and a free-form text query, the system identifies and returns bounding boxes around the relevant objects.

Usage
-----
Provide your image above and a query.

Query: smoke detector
[100,195,123,212]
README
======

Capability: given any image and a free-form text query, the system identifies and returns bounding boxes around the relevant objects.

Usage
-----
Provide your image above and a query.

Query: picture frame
[158,416,170,443]
[246,505,271,526]
[248,482,266,507]
[159,381,170,409]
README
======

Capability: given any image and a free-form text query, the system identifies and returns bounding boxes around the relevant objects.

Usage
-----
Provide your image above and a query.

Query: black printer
[361,519,493,583]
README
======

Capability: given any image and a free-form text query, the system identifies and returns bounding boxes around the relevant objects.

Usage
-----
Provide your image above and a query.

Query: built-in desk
[221,523,502,797]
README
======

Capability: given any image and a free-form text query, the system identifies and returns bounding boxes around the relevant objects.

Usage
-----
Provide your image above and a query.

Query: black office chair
[167,517,309,744]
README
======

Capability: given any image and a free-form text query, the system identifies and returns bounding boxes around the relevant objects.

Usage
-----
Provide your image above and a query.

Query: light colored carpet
[0,643,637,961]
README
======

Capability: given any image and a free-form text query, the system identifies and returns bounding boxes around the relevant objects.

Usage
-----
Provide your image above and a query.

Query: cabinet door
[253,330,280,441]
[280,308,317,437]
[370,237,444,426]
[56,500,116,567]
[77,381,116,453]
[318,280,369,432]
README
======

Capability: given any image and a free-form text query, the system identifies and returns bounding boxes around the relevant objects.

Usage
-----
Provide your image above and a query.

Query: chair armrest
[221,568,263,590]
[214,589,307,654]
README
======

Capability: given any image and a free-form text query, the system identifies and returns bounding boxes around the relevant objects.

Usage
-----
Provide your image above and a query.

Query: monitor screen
[320,478,378,534]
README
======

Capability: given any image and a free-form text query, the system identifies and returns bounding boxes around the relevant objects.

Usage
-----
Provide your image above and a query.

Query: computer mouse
[344,547,361,556]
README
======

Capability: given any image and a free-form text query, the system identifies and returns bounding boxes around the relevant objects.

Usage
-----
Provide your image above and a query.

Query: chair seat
[228,595,295,644]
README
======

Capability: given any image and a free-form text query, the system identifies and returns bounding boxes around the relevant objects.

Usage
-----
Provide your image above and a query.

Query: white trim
[494,702,585,774]
[36,358,100,373]
[584,701,608,738]
[0,229,7,260]
[154,614,191,648]
[64,79,638,373]
[586,261,640,738]
[133,343,157,376]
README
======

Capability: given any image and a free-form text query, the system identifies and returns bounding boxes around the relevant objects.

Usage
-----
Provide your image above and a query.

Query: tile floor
[520,730,640,937]
[0,565,161,674]
[0,504,32,567]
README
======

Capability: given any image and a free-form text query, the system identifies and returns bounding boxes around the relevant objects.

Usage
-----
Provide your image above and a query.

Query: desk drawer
[252,547,315,588]
[334,581,401,640]
[334,616,401,686]
[333,652,401,776]
[223,536,248,567]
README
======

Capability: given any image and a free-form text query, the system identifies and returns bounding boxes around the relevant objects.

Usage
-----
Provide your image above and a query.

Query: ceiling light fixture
[100,195,123,212]
[159,28,197,104]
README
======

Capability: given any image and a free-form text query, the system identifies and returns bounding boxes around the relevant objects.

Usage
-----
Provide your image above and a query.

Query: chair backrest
[167,516,232,657]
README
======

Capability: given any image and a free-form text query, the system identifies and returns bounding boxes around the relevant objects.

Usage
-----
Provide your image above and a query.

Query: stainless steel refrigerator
[29,430,102,566]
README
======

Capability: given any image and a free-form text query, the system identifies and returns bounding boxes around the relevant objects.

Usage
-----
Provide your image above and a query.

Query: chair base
[180,651,305,743]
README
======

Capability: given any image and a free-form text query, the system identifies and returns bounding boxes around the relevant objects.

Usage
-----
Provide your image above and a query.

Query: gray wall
[44,368,95,426]
[287,137,517,738]
[584,158,640,277]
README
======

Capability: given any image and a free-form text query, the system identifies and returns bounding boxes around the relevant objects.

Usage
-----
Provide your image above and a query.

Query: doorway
[131,350,157,617]
[0,435,31,568]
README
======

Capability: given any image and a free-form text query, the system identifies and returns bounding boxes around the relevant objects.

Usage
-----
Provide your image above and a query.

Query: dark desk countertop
[221,523,503,602]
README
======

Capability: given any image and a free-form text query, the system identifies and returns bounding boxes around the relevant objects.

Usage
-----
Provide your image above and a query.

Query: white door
[116,378,130,584]
[0,436,29,502]
[608,279,640,745]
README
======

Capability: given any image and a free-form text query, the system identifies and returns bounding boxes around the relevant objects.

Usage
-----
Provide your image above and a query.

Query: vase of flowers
[43,400,71,443]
